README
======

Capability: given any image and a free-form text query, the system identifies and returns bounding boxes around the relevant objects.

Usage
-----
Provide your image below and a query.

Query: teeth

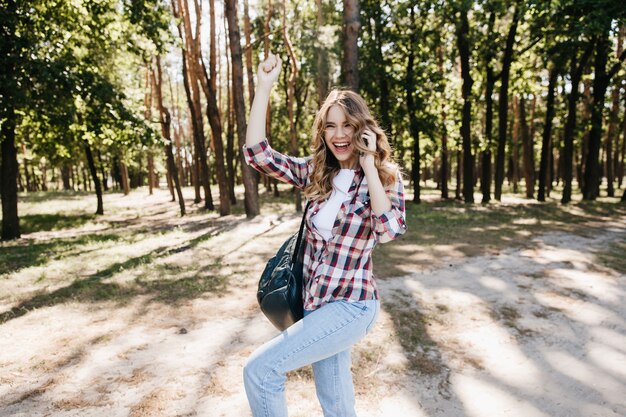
[335,143,349,148]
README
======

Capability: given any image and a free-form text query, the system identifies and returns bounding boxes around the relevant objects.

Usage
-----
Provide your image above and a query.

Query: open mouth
[332,142,351,153]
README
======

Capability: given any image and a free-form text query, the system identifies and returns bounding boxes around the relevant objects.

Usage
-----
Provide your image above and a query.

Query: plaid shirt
[243,139,407,311]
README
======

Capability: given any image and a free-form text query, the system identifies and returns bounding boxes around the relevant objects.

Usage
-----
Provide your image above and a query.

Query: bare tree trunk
[538,66,557,201]
[619,87,626,189]
[83,141,104,215]
[283,0,302,212]
[1,107,20,240]
[193,0,231,215]
[455,4,474,203]
[224,13,237,205]
[244,0,255,109]
[225,0,259,217]
[316,0,329,105]
[605,29,623,197]
[173,0,214,210]
[437,45,449,199]
[407,6,420,204]
[153,55,186,216]
[494,1,520,200]
[519,96,534,198]
[342,0,360,91]
[512,97,520,194]
[562,44,593,204]
[120,161,130,195]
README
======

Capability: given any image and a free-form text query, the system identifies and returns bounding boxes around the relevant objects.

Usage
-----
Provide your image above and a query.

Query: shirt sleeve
[242,138,312,190]
[371,171,407,244]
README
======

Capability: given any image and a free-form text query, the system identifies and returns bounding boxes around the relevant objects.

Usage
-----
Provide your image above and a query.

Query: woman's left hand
[359,129,377,170]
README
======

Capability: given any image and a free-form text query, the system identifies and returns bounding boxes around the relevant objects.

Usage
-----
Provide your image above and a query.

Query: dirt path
[1,190,625,417]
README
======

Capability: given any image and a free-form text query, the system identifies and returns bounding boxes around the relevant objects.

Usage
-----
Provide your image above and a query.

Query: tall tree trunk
[61,164,72,190]
[455,5,474,203]
[243,0,255,109]
[578,75,592,189]
[494,2,520,201]
[562,44,593,204]
[225,0,259,217]
[194,0,231,215]
[153,56,186,216]
[519,96,534,198]
[511,97,520,194]
[481,11,496,203]
[225,17,237,205]
[604,28,623,198]
[1,108,20,240]
[538,66,557,201]
[120,161,130,195]
[20,141,31,192]
[316,0,329,105]
[342,0,360,91]
[83,141,104,215]
[373,2,391,139]
[583,29,619,200]
[618,87,626,189]
[407,6,420,204]
[173,0,214,210]
[147,152,155,194]
[283,1,302,212]
[437,45,449,199]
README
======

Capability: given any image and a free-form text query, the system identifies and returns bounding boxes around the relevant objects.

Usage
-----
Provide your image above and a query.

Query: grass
[1,184,623,327]
[373,187,626,278]
[596,241,626,274]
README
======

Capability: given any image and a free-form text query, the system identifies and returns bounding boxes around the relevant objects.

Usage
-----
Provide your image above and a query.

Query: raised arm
[246,53,281,148]
[243,53,311,189]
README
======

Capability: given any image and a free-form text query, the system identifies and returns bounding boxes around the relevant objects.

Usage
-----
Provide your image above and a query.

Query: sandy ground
[1,190,625,417]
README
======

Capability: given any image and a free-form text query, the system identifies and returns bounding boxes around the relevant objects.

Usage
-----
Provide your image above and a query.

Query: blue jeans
[243,299,380,417]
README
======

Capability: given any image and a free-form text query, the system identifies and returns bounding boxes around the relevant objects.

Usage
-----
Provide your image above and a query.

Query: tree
[342,0,360,91]
[225,0,259,217]
[454,1,474,203]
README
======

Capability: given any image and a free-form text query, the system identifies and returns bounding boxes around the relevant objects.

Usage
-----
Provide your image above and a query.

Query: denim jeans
[243,299,380,417]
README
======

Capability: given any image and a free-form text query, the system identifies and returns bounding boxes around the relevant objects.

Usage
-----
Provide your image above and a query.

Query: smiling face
[324,105,358,169]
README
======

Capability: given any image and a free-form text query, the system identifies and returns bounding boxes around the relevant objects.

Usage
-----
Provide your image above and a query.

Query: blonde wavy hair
[303,89,399,201]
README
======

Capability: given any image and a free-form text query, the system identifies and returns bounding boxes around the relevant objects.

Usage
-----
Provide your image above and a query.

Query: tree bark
[583,31,611,200]
[519,96,534,198]
[437,45,449,199]
[407,6,420,204]
[494,2,520,201]
[243,0,255,109]
[538,66,557,201]
[120,161,130,195]
[225,0,259,217]
[342,0,360,91]
[83,141,104,215]
[562,44,593,204]
[316,0,329,105]
[283,1,302,212]
[481,11,496,204]
[455,5,474,203]
[153,56,186,216]
[1,108,20,240]
[173,0,214,210]
[604,28,623,198]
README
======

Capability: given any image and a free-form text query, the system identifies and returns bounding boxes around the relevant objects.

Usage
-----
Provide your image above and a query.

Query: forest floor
[1,184,625,417]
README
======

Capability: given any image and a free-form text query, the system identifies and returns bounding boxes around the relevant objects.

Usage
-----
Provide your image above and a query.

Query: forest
[2,2,626,416]
[1,0,625,240]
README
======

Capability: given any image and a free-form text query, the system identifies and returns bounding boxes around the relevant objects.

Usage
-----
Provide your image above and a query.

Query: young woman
[242,52,407,417]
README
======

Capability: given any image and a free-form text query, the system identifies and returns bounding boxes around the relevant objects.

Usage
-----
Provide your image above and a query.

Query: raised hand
[257,52,282,90]
[359,129,377,170]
